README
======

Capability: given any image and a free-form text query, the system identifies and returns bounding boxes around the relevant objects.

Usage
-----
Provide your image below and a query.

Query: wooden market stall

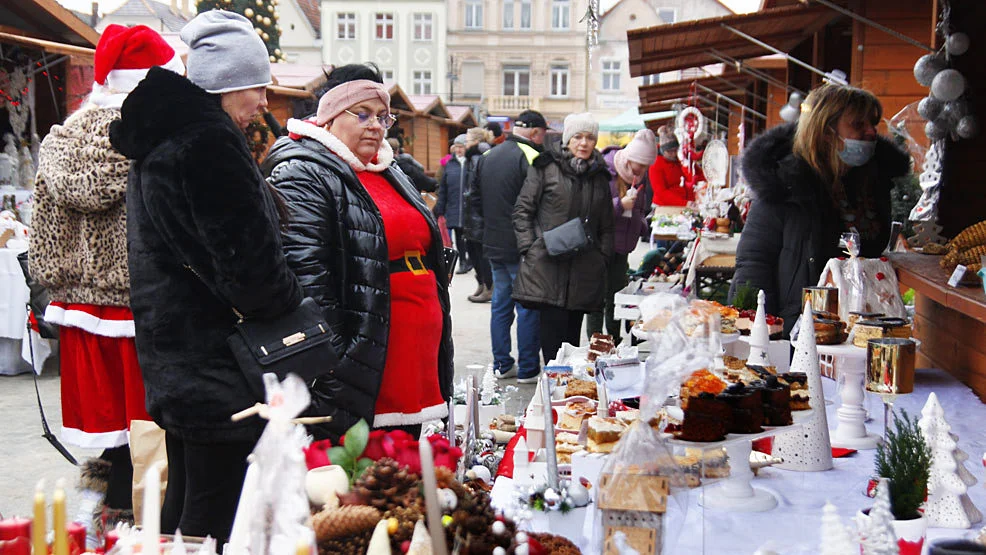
[400,91,459,175]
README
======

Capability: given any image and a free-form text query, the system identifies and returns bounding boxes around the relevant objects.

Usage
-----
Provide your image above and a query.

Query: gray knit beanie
[562,112,599,145]
[180,10,272,94]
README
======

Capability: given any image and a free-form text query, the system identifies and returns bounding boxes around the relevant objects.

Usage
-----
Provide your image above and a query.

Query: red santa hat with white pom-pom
[90,24,185,109]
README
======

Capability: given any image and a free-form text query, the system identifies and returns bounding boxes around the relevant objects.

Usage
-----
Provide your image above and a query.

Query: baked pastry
[587,333,615,362]
[814,318,848,345]
[557,401,596,431]
[675,393,732,442]
[719,382,764,434]
[848,311,884,331]
[853,318,911,348]
[735,310,784,339]
[564,378,598,400]
[778,373,810,410]
[680,369,727,408]
[684,447,730,478]
[587,416,626,453]
[759,376,792,426]
[555,432,584,464]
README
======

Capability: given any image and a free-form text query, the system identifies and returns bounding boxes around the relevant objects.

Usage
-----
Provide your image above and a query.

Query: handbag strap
[185,264,245,322]
[536,163,595,233]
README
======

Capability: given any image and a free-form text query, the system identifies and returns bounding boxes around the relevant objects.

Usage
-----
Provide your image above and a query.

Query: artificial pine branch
[875,410,932,520]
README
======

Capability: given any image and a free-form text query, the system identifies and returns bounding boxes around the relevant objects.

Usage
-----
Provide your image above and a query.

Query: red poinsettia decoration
[303,439,333,470]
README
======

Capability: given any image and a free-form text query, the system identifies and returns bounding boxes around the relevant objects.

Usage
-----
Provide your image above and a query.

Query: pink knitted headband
[316,79,391,126]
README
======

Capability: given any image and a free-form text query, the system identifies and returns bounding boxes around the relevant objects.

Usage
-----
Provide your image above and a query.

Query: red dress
[648,155,692,207]
[358,171,447,427]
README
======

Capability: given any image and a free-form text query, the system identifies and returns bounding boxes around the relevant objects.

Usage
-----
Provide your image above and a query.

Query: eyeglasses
[344,109,397,130]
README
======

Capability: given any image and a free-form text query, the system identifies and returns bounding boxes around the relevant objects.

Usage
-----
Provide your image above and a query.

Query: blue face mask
[838,137,876,167]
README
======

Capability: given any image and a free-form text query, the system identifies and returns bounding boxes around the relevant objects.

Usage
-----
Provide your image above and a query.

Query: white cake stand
[816,342,882,450]
[669,410,811,513]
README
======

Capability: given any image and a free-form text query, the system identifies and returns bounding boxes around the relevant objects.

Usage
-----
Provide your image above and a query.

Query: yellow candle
[52,479,67,555]
[32,480,45,555]
[295,538,310,555]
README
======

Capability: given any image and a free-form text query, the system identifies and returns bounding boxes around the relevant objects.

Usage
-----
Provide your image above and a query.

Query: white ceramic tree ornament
[861,479,899,555]
[950,432,977,487]
[406,519,433,555]
[774,302,833,471]
[820,502,856,555]
[919,392,983,528]
[748,290,772,367]
[365,519,391,555]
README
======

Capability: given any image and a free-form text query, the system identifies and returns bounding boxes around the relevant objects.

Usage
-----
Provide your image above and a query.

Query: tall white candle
[418,439,449,555]
[142,461,163,555]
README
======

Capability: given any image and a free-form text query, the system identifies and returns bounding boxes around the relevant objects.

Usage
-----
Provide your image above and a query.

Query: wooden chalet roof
[638,72,754,112]
[627,4,838,77]
[388,85,415,114]
[446,105,478,128]
[408,94,453,120]
[1,0,100,48]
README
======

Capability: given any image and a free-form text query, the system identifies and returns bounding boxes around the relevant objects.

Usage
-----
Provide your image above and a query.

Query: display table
[0,246,53,375]
[492,368,986,554]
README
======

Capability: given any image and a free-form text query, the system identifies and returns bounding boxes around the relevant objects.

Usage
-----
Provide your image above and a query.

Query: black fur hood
[741,123,911,204]
[534,139,611,179]
[111,67,230,161]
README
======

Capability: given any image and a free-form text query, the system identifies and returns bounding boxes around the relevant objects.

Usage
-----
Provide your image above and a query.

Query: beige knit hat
[562,112,598,145]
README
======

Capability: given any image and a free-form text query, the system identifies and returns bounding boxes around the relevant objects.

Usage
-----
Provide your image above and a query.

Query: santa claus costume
[31,24,184,538]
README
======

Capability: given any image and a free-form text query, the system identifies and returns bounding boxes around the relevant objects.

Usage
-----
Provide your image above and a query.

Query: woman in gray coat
[512,113,615,365]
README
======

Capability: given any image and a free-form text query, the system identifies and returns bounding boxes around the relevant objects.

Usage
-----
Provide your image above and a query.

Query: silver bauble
[779,104,800,123]
[788,91,804,108]
[917,96,943,121]
[941,99,969,123]
[925,119,948,141]
[947,32,970,56]
[913,53,946,87]
[957,116,979,139]
[931,69,966,102]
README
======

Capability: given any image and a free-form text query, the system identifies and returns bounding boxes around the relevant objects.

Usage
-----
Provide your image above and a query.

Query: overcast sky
[57,0,760,17]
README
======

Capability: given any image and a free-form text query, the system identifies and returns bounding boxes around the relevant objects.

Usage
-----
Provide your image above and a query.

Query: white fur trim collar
[287,118,394,172]
[372,402,449,427]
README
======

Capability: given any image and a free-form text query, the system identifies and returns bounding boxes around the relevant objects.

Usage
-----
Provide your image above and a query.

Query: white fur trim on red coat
[60,426,129,449]
[286,118,394,172]
[45,304,136,338]
[89,53,185,109]
[373,402,449,428]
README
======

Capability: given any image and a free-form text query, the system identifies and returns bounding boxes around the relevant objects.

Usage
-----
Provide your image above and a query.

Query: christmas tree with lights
[196,0,286,62]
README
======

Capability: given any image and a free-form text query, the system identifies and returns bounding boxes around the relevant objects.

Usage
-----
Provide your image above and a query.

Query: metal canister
[866,338,916,395]
[803,286,840,316]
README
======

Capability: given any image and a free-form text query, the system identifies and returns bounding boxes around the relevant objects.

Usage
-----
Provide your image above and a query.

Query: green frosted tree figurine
[196,0,286,62]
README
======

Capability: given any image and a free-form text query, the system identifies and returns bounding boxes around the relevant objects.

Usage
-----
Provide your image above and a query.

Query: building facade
[278,0,323,65]
[592,0,732,119]
[95,0,191,33]
[320,0,447,95]
[446,0,589,126]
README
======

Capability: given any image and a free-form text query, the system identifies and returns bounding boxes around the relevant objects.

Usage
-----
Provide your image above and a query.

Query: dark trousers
[450,227,470,266]
[101,445,134,510]
[586,252,630,343]
[160,432,256,544]
[539,306,585,364]
[466,240,492,288]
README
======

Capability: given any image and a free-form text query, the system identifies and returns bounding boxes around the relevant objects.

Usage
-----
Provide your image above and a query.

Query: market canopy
[638,73,755,113]
[1,0,99,48]
[598,108,676,133]
[627,4,839,78]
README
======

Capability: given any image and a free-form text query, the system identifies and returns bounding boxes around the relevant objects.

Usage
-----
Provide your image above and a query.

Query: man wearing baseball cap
[468,110,548,383]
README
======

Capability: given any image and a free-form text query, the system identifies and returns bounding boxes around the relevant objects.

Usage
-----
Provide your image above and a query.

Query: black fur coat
[110,67,302,443]
[728,123,909,336]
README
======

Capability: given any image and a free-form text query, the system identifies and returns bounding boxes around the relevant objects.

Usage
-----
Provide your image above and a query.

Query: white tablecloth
[0,247,53,375]
[492,368,986,554]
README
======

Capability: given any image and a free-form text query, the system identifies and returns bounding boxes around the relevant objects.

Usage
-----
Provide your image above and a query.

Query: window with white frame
[465,0,483,29]
[640,74,660,86]
[549,64,569,97]
[413,13,433,40]
[520,0,532,29]
[413,70,433,94]
[551,0,570,30]
[381,69,395,83]
[336,13,355,40]
[375,13,394,40]
[657,8,676,24]
[502,0,514,30]
[602,60,621,90]
[502,65,530,96]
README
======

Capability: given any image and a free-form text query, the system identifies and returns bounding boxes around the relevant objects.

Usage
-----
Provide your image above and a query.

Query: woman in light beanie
[110,10,302,541]
[586,128,658,343]
[31,24,183,543]
[513,112,615,365]
[262,63,453,439]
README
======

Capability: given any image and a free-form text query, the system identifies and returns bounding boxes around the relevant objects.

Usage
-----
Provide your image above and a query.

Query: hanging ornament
[263,16,271,25]
[946,32,970,56]
[913,53,946,87]
[941,99,968,124]
[931,69,966,102]
[244,7,254,17]
[779,104,800,123]
[917,96,943,121]
[956,116,979,140]
[787,91,804,108]
[925,119,948,141]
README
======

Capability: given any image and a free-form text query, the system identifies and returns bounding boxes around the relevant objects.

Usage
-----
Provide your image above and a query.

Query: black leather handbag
[540,179,595,258]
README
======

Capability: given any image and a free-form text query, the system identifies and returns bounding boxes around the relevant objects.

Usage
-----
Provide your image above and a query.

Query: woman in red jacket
[648,125,692,206]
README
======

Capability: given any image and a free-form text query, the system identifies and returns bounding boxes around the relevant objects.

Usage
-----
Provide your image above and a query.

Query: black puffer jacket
[261,132,454,441]
[110,67,303,443]
[512,142,615,312]
[728,123,910,336]
[461,145,485,242]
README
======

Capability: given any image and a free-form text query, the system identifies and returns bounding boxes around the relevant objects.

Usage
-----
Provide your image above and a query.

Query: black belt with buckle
[388,250,430,275]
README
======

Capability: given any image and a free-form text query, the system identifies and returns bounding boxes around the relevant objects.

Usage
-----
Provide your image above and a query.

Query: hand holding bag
[540,177,595,258]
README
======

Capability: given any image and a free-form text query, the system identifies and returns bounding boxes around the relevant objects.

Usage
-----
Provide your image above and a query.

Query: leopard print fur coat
[31,105,132,307]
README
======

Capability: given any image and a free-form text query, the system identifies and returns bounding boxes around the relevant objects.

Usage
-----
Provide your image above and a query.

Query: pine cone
[352,458,421,512]
[317,528,373,555]
[383,506,421,550]
[312,505,381,542]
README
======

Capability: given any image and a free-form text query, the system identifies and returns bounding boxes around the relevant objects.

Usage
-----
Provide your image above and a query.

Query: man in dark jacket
[435,134,472,273]
[388,137,438,193]
[469,110,547,382]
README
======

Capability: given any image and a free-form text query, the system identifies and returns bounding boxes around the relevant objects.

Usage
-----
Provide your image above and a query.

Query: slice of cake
[735,310,784,339]
[760,376,793,426]
[814,318,848,345]
[557,401,596,431]
[778,373,810,410]
[586,416,626,453]
[564,378,598,400]
[680,369,727,408]
[587,333,616,362]
[719,382,764,434]
[675,393,732,442]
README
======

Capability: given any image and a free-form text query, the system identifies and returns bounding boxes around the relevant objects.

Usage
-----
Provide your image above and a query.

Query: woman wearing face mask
[513,113,615,364]
[729,84,910,337]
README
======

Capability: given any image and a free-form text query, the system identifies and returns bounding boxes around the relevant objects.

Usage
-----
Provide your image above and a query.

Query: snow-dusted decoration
[817,258,907,323]
[821,502,856,555]
[480,366,502,406]
[0,134,18,189]
[909,143,943,222]
[860,479,899,555]
[774,302,833,471]
[747,290,771,367]
[7,68,30,139]
[18,145,34,191]
[919,392,983,528]
[581,0,600,56]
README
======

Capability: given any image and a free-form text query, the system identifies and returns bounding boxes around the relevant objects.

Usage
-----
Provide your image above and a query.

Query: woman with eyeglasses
[262,63,453,440]
[513,112,615,365]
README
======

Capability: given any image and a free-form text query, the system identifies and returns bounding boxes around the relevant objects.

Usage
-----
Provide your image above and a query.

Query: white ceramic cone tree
[950,432,978,487]
[406,519,433,555]
[748,290,771,367]
[861,479,899,555]
[919,392,983,528]
[820,502,856,555]
[365,519,391,555]
[774,302,833,471]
